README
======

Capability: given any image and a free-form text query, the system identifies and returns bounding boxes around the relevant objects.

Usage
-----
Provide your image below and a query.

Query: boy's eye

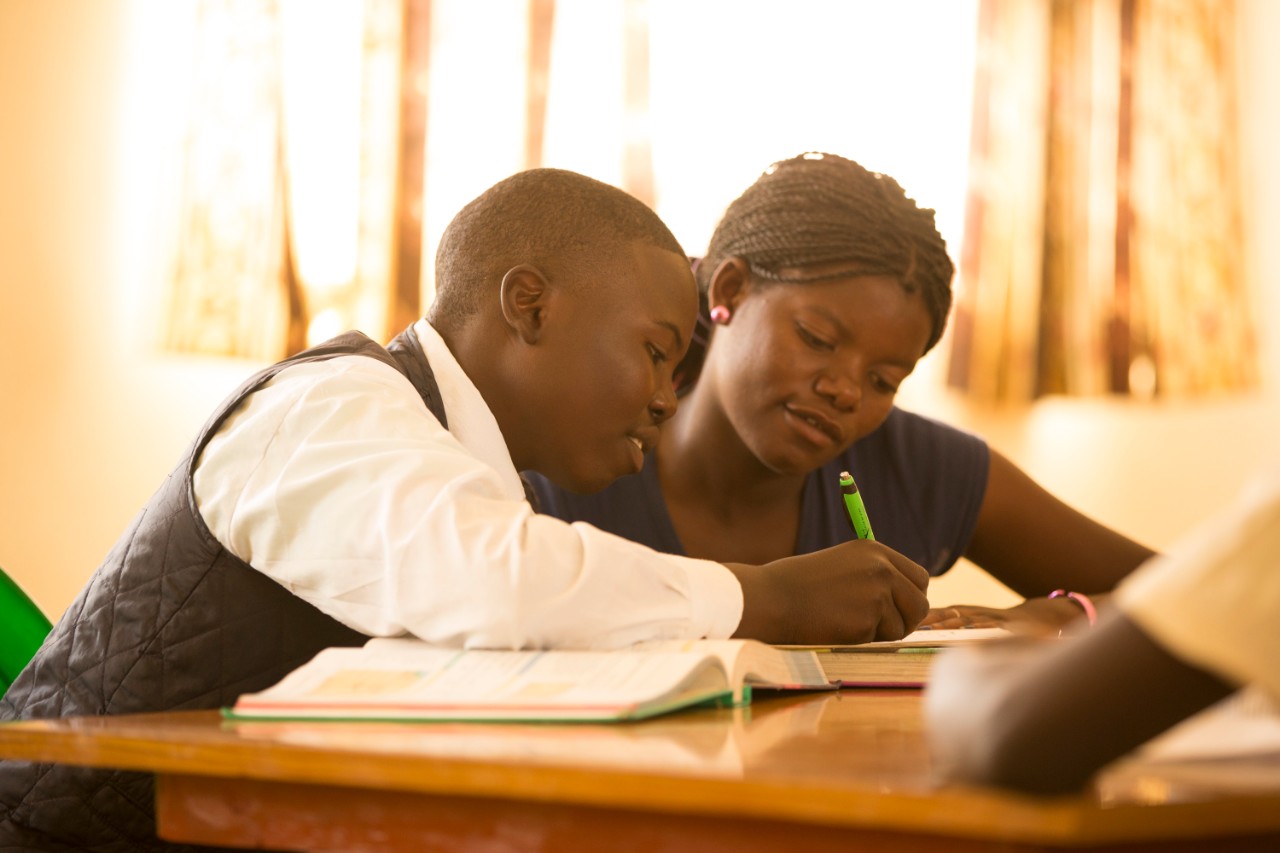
[796,323,835,352]
[871,373,900,395]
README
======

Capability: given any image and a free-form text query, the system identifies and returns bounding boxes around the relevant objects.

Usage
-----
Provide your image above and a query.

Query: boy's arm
[195,356,743,650]
[928,466,1280,793]
[925,612,1234,795]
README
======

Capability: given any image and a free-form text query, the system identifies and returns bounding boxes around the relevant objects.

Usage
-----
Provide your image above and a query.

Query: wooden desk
[2,690,1278,852]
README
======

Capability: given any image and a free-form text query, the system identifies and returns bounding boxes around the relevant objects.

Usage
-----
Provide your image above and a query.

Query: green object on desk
[0,568,53,697]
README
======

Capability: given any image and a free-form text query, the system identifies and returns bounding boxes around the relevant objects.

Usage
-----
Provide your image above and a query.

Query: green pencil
[839,470,875,541]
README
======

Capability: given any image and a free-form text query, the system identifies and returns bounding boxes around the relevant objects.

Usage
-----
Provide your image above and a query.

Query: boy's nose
[649,380,678,423]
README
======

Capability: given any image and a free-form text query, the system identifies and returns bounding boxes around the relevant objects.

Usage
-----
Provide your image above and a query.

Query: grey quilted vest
[0,327,447,852]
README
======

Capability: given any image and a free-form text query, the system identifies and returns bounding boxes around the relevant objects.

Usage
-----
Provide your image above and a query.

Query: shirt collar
[413,319,526,502]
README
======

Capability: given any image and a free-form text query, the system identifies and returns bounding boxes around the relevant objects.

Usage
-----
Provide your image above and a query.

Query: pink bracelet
[1048,589,1097,626]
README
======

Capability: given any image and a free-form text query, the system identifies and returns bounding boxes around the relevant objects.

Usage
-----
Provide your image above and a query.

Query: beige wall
[3,0,1278,621]
[1,0,252,618]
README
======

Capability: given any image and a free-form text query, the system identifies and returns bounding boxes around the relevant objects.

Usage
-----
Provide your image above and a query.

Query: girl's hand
[920,595,1103,637]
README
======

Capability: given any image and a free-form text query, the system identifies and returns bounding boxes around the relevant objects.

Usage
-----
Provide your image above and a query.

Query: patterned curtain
[948,0,1255,402]
[163,0,292,360]
[164,0,423,360]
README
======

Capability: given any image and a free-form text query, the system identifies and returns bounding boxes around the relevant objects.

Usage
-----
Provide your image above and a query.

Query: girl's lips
[783,404,844,446]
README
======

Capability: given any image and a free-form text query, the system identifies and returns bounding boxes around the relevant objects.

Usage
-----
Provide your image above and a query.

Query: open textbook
[226,637,833,723]
[225,627,1013,722]
[780,626,1017,688]
[646,637,962,690]
[839,626,1014,649]
[226,629,1014,724]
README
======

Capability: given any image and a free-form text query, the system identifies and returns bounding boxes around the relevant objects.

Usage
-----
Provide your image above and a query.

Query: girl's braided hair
[676,153,954,392]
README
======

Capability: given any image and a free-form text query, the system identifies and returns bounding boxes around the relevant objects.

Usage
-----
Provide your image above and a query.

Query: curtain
[948,0,1255,403]
[165,1,984,356]
[163,0,294,360]
[164,0,420,360]
[164,0,583,356]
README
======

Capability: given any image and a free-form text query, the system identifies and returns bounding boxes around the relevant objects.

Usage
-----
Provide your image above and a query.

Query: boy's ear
[498,265,550,344]
[707,257,751,314]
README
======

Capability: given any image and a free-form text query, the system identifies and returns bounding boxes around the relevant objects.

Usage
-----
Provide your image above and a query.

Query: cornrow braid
[699,152,954,353]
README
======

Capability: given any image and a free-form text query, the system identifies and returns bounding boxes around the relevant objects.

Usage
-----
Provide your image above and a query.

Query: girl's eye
[648,343,667,364]
[796,324,834,352]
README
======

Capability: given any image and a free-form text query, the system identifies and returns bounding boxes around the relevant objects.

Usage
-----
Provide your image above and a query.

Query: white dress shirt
[1116,463,1280,702]
[194,320,743,649]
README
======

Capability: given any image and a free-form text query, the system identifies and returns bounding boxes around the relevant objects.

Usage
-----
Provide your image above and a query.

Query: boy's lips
[626,428,659,456]
[623,428,658,473]
[783,403,844,445]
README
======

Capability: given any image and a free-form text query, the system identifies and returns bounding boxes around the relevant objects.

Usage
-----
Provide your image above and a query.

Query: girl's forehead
[762,276,931,341]
[754,272,902,303]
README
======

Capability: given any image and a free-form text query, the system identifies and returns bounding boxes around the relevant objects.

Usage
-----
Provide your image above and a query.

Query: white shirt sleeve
[1115,465,1280,703]
[193,352,742,650]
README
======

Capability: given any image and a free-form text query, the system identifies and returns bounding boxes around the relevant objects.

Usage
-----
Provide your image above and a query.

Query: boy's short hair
[431,168,686,327]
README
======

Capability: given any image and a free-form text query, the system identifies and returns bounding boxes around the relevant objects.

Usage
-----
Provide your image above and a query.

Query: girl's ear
[707,257,752,317]
[498,265,550,344]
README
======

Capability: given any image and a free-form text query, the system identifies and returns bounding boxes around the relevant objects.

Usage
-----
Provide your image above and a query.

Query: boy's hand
[726,541,930,645]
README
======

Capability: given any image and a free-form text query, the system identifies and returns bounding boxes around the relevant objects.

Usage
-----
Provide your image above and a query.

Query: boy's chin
[552,473,615,495]
[538,464,621,496]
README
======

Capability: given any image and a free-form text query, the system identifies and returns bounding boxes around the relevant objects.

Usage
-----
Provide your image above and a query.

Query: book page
[780,627,1015,651]
[1099,688,1280,795]
[1134,687,1280,763]
[232,639,732,721]
[815,648,935,687]
[629,639,833,695]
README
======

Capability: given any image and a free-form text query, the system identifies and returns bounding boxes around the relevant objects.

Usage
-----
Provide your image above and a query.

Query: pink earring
[709,305,731,325]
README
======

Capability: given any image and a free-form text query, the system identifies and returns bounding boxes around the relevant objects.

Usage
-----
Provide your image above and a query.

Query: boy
[2,169,927,850]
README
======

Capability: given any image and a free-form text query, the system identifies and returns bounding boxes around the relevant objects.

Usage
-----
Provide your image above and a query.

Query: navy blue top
[527,407,990,577]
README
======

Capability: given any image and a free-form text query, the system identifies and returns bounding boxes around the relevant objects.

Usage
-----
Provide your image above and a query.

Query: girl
[528,152,1153,634]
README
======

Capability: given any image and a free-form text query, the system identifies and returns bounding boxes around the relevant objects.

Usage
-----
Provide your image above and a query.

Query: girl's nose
[815,371,859,412]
